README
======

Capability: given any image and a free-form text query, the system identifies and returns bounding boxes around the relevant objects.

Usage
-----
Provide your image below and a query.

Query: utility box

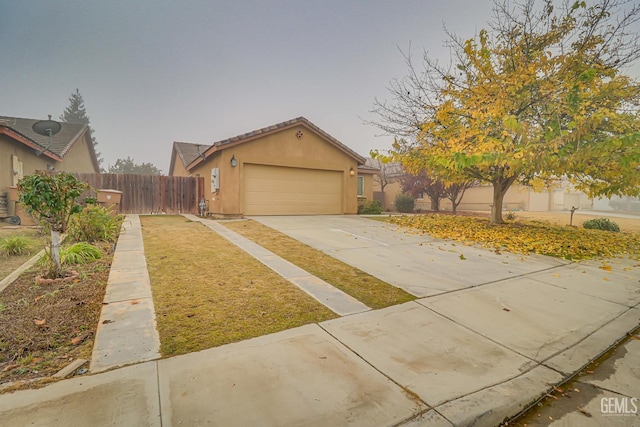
[96,189,123,216]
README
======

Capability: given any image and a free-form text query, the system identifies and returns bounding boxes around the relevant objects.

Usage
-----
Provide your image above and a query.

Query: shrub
[358,200,383,214]
[38,242,102,267]
[67,205,124,243]
[61,242,102,265]
[583,218,620,232]
[0,235,34,257]
[395,194,415,213]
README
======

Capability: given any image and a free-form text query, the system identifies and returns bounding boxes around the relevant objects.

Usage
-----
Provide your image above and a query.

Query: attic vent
[296,130,303,139]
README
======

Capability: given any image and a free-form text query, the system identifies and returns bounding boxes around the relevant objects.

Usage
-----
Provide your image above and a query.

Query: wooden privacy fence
[73,173,204,214]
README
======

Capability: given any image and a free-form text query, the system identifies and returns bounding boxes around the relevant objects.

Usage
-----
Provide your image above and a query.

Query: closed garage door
[244,164,343,215]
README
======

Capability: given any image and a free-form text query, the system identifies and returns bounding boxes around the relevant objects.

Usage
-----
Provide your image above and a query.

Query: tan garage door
[243,164,343,215]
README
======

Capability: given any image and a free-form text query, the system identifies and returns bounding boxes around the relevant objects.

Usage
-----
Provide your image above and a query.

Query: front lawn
[224,220,415,309]
[387,214,640,260]
[141,216,337,357]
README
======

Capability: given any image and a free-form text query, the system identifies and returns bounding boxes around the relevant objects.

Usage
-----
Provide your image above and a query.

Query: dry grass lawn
[224,220,415,309]
[141,215,337,357]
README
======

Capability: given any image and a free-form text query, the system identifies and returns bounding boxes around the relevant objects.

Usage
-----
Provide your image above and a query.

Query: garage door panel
[244,164,343,215]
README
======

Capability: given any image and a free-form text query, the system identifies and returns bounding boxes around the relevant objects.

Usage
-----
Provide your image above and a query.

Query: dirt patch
[0,244,111,389]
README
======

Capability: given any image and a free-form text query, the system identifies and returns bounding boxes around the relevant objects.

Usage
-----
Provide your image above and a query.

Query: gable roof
[0,115,99,170]
[169,141,211,175]
[186,117,366,171]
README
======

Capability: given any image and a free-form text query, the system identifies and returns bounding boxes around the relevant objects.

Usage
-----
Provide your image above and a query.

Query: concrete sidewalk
[90,215,161,373]
[0,215,638,426]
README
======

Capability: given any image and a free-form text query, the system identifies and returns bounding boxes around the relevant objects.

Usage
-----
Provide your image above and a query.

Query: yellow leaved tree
[371,0,640,223]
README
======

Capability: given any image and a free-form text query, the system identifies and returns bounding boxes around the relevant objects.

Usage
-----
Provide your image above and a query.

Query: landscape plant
[17,171,88,277]
[395,194,415,213]
[358,200,383,214]
[67,204,124,243]
[583,218,620,232]
[0,236,34,257]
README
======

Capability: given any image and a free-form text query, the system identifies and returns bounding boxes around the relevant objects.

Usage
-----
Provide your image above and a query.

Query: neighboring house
[365,158,404,211]
[169,117,369,216]
[440,182,593,212]
[0,115,100,223]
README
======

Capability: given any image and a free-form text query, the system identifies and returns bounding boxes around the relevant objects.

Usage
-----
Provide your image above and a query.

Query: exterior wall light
[349,166,355,176]
[230,155,237,167]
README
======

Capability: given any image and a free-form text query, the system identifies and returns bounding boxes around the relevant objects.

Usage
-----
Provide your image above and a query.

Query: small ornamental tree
[18,171,88,276]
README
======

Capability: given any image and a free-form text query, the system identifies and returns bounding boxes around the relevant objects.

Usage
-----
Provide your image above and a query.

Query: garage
[243,164,343,215]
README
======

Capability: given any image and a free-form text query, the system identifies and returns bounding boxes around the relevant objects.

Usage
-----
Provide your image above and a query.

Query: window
[357,176,364,197]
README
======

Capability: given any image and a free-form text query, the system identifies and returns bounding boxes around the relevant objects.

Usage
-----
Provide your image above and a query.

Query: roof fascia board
[0,127,62,161]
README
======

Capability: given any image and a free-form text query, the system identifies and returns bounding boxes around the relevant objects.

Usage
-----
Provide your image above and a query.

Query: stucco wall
[440,184,554,212]
[1,134,57,192]
[188,123,359,215]
[377,180,403,211]
[171,155,189,177]
[59,133,99,173]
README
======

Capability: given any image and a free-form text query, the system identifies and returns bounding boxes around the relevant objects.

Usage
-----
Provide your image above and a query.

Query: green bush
[395,194,415,213]
[358,200,383,214]
[38,242,102,267]
[67,205,124,243]
[0,235,34,257]
[583,217,620,232]
[61,242,102,265]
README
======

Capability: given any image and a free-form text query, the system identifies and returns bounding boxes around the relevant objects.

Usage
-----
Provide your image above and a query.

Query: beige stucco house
[0,115,100,223]
[169,117,371,216]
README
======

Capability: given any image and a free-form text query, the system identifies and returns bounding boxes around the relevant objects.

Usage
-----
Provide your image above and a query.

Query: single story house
[0,115,100,223]
[169,117,373,216]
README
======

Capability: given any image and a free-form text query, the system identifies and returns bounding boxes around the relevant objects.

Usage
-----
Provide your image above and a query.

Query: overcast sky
[2,1,637,173]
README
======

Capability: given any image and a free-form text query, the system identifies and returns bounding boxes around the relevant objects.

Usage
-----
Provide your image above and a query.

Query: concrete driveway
[252,215,566,297]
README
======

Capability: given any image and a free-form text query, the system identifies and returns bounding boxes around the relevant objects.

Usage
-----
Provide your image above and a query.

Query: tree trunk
[50,230,62,274]
[490,177,516,224]
[430,197,440,212]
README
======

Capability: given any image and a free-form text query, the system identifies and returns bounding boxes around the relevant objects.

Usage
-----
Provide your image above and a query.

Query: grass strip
[141,215,337,357]
[224,220,415,309]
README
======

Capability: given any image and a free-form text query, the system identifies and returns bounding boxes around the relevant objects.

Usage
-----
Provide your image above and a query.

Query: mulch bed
[0,246,112,388]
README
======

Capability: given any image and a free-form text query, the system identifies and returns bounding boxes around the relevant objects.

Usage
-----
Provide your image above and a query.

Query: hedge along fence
[73,173,205,214]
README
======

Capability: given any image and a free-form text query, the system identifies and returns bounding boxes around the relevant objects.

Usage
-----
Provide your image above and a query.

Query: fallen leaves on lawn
[70,334,89,346]
[388,215,640,260]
